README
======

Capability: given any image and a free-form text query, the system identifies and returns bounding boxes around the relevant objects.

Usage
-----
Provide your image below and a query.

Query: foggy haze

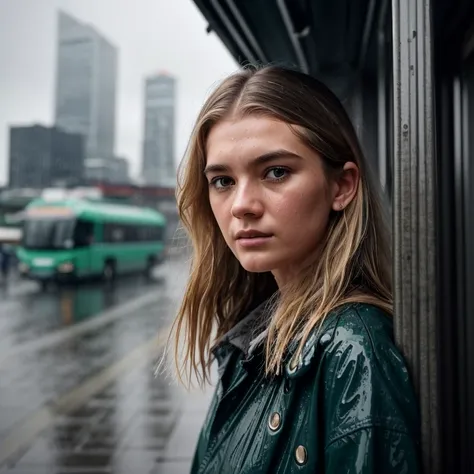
[0,0,237,184]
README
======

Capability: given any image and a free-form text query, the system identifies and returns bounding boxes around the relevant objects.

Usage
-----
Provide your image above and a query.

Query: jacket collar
[211,301,360,374]
[211,299,272,368]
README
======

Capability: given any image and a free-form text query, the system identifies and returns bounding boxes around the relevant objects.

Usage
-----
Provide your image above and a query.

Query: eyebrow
[203,149,303,175]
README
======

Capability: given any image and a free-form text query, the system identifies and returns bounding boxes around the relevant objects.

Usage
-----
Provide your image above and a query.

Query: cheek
[274,186,331,233]
[209,197,232,237]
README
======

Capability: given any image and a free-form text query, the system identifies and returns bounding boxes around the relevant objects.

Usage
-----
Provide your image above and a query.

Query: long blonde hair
[172,65,392,387]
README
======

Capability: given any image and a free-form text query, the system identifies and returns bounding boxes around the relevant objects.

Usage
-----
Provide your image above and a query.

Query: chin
[237,253,276,273]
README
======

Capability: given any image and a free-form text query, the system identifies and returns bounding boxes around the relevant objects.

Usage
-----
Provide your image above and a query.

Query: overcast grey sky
[0,0,237,185]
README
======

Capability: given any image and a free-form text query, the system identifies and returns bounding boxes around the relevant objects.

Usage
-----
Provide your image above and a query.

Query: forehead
[206,116,304,163]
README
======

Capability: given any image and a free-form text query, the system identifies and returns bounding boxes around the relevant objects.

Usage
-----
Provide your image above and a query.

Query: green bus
[16,198,167,285]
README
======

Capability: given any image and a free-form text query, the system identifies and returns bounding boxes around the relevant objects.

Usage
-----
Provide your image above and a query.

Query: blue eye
[266,167,289,180]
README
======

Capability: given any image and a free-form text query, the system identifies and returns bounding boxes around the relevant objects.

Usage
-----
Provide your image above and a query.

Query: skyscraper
[54,11,117,159]
[9,124,85,188]
[141,73,176,186]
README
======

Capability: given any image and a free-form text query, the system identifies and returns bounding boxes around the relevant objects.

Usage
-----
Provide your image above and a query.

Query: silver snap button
[295,445,308,465]
[268,412,281,431]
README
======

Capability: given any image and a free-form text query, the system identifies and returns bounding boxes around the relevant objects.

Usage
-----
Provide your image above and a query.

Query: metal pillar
[391,1,440,472]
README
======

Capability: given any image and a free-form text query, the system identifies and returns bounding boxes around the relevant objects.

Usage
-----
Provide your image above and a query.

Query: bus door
[72,219,94,276]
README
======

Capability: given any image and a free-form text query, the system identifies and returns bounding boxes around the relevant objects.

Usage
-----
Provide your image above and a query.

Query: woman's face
[205,116,356,287]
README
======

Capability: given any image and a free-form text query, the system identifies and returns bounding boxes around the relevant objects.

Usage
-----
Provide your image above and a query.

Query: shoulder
[323,303,396,360]
[286,304,420,443]
[321,304,414,399]
[318,304,415,404]
[285,303,396,377]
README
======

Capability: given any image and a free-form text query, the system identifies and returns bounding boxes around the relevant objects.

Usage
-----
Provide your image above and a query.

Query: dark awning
[193,0,383,95]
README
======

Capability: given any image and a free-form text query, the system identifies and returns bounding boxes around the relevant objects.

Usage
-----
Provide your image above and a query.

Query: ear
[331,162,359,211]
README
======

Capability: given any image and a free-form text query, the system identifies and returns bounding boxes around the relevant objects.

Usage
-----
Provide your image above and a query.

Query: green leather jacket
[191,303,421,474]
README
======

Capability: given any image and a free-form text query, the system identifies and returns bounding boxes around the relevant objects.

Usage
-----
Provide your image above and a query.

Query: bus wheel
[102,262,116,283]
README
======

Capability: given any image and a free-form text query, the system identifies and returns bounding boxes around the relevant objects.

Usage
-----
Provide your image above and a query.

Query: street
[0,257,214,474]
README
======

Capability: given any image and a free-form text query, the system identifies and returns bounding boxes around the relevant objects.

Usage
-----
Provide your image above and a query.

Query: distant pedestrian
[0,243,12,282]
[170,65,420,473]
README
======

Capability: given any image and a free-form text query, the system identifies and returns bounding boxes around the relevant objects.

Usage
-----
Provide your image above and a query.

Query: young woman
[172,65,420,473]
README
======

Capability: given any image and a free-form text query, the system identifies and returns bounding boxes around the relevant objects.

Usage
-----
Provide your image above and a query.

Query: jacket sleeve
[190,390,219,474]
[325,425,420,473]
[320,308,421,474]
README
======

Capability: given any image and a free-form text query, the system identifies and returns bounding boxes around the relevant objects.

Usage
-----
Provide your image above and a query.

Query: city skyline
[0,0,237,186]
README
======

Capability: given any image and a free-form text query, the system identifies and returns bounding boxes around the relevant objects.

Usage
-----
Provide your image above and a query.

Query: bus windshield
[22,218,75,250]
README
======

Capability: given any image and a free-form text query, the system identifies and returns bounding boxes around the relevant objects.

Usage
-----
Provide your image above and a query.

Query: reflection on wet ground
[6,361,180,474]
[0,271,164,351]
[0,257,208,473]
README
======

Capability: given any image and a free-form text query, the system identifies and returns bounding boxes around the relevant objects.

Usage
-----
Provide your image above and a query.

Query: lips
[235,230,272,240]
[235,231,273,249]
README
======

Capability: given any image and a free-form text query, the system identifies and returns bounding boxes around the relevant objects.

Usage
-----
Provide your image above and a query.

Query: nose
[231,181,264,219]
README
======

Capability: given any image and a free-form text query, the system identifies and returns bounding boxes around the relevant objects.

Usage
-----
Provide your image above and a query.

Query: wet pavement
[0,256,215,474]
[0,271,164,351]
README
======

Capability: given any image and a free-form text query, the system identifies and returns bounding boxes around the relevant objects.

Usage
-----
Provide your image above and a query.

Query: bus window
[138,225,161,242]
[154,227,163,241]
[103,222,163,243]
[73,219,94,247]
[137,226,149,242]
[23,218,75,250]
[112,227,124,242]
[104,223,124,243]
[124,225,138,242]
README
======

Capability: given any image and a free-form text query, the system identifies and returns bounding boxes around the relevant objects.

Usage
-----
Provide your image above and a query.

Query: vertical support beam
[391,1,440,473]
[377,21,388,193]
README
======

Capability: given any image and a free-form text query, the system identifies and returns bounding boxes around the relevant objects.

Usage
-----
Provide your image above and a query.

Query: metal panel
[377,27,388,192]
[460,51,474,474]
[391,0,440,472]
[210,0,257,63]
[276,0,309,73]
[226,0,268,63]
[436,61,461,474]
[224,0,301,69]
[192,0,245,63]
